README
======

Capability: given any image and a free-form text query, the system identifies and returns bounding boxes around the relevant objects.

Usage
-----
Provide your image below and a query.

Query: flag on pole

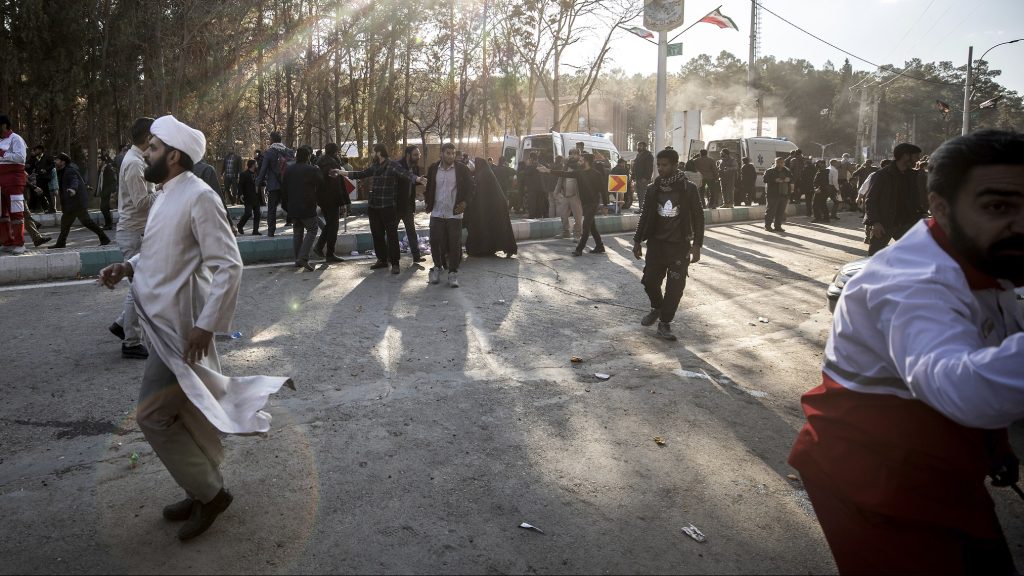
[626,26,655,40]
[698,6,739,30]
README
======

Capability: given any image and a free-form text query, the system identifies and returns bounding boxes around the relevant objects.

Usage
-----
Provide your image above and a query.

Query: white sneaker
[11,246,26,255]
[428,267,441,285]
[448,272,459,288]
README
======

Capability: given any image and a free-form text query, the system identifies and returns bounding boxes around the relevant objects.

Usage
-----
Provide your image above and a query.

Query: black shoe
[641,309,660,327]
[109,322,125,340]
[390,264,400,275]
[656,322,678,341]
[99,236,111,246]
[122,343,149,359]
[589,247,606,254]
[774,227,786,233]
[764,226,773,232]
[370,260,388,270]
[163,497,196,521]
[571,250,582,257]
[48,244,66,249]
[236,226,244,235]
[412,254,426,263]
[268,232,275,237]
[252,231,262,236]
[312,247,325,258]
[325,255,344,263]
[177,489,233,541]
[34,236,53,247]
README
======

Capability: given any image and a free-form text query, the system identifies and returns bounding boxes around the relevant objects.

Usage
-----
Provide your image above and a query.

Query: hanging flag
[698,6,739,30]
[935,100,951,114]
[627,26,655,40]
[979,95,1003,109]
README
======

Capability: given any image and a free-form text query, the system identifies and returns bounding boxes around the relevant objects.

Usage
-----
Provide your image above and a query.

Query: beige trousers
[137,354,224,503]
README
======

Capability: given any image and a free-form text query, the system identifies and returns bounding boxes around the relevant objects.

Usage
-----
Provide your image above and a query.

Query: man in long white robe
[100,115,292,541]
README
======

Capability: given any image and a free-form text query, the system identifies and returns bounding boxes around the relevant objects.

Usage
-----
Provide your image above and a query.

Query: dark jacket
[56,164,88,210]
[192,161,222,196]
[256,143,295,191]
[634,150,654,181]
[763,166,793,197]
[316,153,351,209]
[863,163,923,234]
[740,162,757,191]
[238,169,258,202]
[576,168,607,207]
[282,162,324,220]
[633,172,704,248]
[397,158,422,214]
[611,164,632,195]
[517,164,546,197]
[425,161,474,214]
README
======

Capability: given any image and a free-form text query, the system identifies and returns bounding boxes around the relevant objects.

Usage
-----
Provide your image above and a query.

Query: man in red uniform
[789,130,1024,574]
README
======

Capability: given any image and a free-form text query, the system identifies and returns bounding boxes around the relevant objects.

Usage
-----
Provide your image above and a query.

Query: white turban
[151,115,206,164]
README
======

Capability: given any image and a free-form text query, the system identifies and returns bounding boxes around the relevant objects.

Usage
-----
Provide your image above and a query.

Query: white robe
[129,171,292,434]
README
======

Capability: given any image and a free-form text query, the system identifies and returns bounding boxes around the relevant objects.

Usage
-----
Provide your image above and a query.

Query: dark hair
[638,141,648,147]
[927,130,1024,204]
[130,117,154,146]
[880,159,892,168]
[246,159,257,169]
[741,156,751,163]
[324,142,339,156]
[404,145,419,158]
[892,143,922,161]
[296,146,312,163]
[373,143,389,158]
[581,153,595,166]
[270,131,282,143]
[0,114,11,129]
[441,142,456,154]
[721,148,731,156]
[56,152,71,164]
[528,151,538,162]
[32,144,44,152]
[165,145,194,170]
[657,149,680,164]
[699,149,708,156]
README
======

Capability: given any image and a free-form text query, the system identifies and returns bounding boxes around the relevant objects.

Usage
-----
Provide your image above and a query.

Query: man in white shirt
[109,117,155,359]
[99,115,292,541]
[424,143,474,288]
[789,130,1024,575]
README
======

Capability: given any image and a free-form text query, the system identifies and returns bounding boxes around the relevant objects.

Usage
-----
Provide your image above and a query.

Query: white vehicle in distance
[502,132,621,168]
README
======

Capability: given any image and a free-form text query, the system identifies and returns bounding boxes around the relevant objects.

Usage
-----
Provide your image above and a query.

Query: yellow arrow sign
[608,174,628,193]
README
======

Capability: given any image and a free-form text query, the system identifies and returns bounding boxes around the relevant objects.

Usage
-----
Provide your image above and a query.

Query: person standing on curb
[738,156,756,206]
[632,148,703,342]
[633,141,654,212]
[314,142,350,263]
[282,146,323,271]
[98,114,293,542]
[763,157,793,233]
[424,143,473,287]
[717,148,738,208]
[109,117,155,359]
[256,131,294,237]
[396,145,426,263]
[541,153,607,257]
[236,159,261,235]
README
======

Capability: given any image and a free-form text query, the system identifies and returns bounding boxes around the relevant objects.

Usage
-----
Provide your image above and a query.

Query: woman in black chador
[465,157,518,258]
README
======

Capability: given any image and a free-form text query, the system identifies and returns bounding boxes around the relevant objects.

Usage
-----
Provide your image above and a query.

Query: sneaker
[391,264,400,275]
[448,272,459,288]
[656,322,678,341]
[11,246,26,255]
[428,267,441,285]
[122,343,149,359]
[109,322,125,340]
[177,489,233,541]
[99,236,111,246]
[34,236,53,247]
[370,260,389,270]
[641,309,660,327]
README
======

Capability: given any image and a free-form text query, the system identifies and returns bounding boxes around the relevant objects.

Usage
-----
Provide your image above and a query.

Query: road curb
[2,204,797,285]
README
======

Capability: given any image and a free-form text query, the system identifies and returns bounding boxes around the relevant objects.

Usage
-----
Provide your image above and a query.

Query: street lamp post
[963,39,1023,135]
[811,141,835,163]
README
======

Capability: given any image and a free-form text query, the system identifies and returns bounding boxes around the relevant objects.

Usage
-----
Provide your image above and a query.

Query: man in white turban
[98,115,292,541]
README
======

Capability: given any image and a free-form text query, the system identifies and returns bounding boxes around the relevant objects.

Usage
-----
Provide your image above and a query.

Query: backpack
[276,147,295,184]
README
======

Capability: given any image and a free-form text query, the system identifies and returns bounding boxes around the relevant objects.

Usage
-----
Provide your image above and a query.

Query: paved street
[1,215,1021,574]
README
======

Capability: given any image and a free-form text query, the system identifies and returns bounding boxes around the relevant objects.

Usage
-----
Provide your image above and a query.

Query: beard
[143,154,170,183]
[948,212,1024,281]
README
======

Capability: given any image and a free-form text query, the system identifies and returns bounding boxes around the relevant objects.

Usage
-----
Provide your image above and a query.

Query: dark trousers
[399,209,421,257]
[38,186,54,212]
[368,205,401,265]
[223,176,238,204]
[738,183,755,206]
[528,190,548,218]
[764,190,789,229]
[315,204,340,257]
[99,193,113,228]
[267,188,286,235]
[237,197,262,233]
[642,240,690,323]
[292,216,318,263]
[56,204,108,246]
[868,230,895,256]
[813,188,832,221]
[429,216,463,272]
[575,204,604,252]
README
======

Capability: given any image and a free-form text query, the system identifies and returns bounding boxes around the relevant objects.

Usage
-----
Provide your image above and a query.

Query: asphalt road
[1,215,1020,574]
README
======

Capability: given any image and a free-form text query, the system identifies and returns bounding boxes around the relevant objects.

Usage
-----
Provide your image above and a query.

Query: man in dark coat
[313,142,351,263]
[256,132,294,236]
[282,146,323,270]
[863,143,924,255]
[236,159,261,235]
[519,152,547,218]
[396,145,426,263]
[541,153,607,256]
[763,157,793,233]
[738,156,757,206]
[465,156,517,258]
[632,148,704,342]
[50,153,110,248]
[633,141,654,210]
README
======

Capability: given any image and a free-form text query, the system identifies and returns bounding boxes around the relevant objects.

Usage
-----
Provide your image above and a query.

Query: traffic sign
[667,43,683,57]
[608,175,628,194]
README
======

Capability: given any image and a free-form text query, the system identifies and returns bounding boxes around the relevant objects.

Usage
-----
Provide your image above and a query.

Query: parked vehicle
[502,132,621,168]
[688,137,800,203]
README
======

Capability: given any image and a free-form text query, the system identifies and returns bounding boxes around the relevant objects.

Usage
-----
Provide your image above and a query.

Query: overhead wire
[753,0,961,87]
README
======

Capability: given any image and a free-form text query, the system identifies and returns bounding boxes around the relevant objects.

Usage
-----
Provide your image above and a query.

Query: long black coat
[465,158,518,257]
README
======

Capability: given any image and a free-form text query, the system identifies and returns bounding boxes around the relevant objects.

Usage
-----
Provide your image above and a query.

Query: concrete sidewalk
[1,203,803,285]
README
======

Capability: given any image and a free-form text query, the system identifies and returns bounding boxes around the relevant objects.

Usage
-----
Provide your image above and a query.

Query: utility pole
[449,1,456,144]
[962,45,973,135]
[755,97,763,137]
[747,0,757,89]
[654,30,668,151]
[870,92,880,160]
[481,0,490,156]
[855,87,867,161]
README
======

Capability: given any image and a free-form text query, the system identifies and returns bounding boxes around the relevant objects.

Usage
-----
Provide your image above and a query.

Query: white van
[698,137,800,202]
[502,132,621,168]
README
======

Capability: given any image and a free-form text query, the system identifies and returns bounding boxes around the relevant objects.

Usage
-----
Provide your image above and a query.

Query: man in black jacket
[632,148,704,342]
[763,157,794,233]
[541,153,607,256]
[425,142,474,287]
[633,141,654,211]
[236,159,261,235]
[256,131,294,236]
[738,156,757,206]
[863,143,923,255]
[282,146,323,271]
[50,153,111,248]
[397,145,426,263]
[313,142,351,263]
